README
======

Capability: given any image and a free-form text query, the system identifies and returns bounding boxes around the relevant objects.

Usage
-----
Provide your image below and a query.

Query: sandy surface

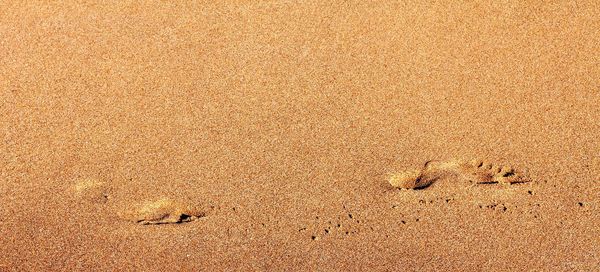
[1,1,599,271]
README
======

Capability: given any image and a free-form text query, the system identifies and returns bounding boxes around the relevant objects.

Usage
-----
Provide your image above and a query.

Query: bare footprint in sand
[118,198,206,225]
[388,159,529,189]
[72,178,110,203]
[458,159,527,185]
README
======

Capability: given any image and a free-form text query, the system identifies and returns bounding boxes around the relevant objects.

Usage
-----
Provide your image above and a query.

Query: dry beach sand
[1,1,599,271]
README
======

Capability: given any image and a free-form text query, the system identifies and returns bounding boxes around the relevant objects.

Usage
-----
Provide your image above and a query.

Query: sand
[1,1,599,271]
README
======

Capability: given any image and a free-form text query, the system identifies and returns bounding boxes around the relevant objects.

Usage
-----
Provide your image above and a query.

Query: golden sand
[1,1,599,270]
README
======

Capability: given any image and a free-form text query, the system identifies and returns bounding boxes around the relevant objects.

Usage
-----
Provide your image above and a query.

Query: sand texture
[1,1,599,271]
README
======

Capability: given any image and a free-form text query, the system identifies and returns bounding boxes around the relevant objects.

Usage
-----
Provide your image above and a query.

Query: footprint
[459,159,528,184]
[72,178,109,203]
[118,198,205,225]
[387,160,457,189]
[388,159,529,189]
[388,169,430,189]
